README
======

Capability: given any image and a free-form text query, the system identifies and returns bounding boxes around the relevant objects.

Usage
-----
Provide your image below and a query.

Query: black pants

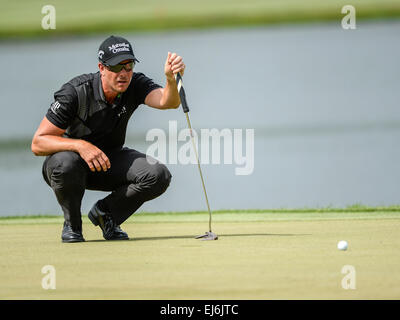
[42,147,172,227]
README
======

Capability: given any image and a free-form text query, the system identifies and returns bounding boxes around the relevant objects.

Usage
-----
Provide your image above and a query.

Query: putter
[175,72,218,241]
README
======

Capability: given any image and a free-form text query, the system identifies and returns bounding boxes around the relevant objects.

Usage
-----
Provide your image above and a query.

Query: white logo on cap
[98,50,105,59]
[108,43,130,54]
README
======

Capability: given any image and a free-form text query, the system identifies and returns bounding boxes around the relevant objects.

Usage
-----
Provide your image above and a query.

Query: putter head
[195,231,218,241]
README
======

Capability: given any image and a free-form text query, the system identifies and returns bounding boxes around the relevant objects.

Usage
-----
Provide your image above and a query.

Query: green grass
[1,206,399,224]
[1,206,399,225]
[1,0,400,39]
[1,209,399,299]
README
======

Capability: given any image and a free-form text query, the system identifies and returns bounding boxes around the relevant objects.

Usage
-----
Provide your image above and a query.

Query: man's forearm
[31,135,84,156]
[159,77,181,109]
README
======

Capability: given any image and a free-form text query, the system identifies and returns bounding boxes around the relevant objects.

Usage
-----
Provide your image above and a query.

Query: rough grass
[1,0,400,39]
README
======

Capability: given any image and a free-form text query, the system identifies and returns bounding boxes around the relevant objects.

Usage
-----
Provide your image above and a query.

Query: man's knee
[136,162,172,196]
[153,163,172,194]
[44,151,87,189]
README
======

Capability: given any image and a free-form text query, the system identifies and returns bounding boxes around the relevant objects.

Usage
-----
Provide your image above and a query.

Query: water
[1,21,399,216]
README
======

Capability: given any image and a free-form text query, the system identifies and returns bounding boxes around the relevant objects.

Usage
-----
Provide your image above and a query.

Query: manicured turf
[2,0,400,38]
[1,209,399,299]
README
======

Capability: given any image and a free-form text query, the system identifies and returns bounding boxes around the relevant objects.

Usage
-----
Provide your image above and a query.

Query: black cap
[98,35,139,66]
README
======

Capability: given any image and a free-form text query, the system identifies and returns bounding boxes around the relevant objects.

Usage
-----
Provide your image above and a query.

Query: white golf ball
[337,240,348,251]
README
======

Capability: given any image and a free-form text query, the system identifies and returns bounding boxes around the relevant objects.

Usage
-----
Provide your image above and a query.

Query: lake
[1,20,399,216]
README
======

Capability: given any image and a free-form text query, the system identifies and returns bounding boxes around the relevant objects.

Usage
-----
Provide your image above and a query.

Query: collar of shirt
[93,72,123,110]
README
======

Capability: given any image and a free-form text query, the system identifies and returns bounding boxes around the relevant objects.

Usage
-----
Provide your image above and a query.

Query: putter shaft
[175,72,215,236]
[185,112,212,232]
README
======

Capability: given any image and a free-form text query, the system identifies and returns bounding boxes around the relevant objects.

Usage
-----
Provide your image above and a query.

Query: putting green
[0,210,399,299]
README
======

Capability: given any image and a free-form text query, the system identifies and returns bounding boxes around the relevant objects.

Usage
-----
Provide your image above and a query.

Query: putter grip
[176,72,190,113]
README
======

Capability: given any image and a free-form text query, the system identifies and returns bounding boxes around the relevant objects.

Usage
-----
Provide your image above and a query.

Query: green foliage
[1,0,400,39]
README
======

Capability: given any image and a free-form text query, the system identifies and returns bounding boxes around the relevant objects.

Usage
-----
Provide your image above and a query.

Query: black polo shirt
[46,71,161,152]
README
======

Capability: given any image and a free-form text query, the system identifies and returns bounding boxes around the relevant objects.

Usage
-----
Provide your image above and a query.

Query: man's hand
[76,140,111,172]
[164,52,185,81]
[144,52,185,109]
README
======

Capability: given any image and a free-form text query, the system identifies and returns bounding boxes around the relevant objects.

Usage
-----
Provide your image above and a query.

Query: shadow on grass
[84,233,311,242]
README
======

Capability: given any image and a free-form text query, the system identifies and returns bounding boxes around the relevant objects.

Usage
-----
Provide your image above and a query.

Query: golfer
[31,35,185,243]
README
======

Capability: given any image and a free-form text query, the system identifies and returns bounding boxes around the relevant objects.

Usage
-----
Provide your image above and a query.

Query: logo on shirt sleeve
[50,101,62,114]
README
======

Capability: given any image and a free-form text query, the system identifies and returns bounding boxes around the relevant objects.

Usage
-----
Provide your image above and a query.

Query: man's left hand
[164,52,185,81]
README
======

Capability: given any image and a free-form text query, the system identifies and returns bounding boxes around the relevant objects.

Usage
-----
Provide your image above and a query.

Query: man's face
[99,60,134,94]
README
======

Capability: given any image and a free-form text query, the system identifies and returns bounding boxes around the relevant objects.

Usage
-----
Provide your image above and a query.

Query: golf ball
[337,240,348,251]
